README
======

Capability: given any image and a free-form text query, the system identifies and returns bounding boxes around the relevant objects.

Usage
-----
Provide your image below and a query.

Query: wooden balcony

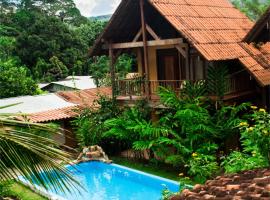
[116,72,256,102]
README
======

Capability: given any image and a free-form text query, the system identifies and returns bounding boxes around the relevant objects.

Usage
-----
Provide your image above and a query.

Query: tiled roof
[149,0,254,60]
[28,106,78,123]
[239,42,270,86]
[172,168,270,200]
[57,87,112,107]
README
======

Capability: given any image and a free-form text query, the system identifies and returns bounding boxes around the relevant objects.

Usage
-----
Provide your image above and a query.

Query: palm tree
[0,104,80,193]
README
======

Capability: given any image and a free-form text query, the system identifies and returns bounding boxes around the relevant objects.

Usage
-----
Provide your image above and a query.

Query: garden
[72,78,270,199]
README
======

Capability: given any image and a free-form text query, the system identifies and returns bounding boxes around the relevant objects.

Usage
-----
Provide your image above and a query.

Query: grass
[3,182,47,200]
[112,156,180,181]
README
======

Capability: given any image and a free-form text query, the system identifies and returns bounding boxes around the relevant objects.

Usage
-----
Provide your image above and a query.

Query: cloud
[74,0,121,17]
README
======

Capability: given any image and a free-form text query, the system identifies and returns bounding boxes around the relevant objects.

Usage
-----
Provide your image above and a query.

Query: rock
[181,189,191,196]
[236,190,245,196]
[203,194,216,200]
[186,195,200,200]
[266,184,270,191]
[253,177,270,187]
[199,191,207,196]
[247,194,261,199]
[170,195,182,200]
[263,171,270,176]
[240,183,250,188]
[233,176,241,182]
[261,191,270,197]
[193,184,202,192]
[226,185,240,190]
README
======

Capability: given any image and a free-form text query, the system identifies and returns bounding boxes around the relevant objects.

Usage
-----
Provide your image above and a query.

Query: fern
[207,64,229,101]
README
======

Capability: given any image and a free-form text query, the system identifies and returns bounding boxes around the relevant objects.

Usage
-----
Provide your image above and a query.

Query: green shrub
[221,151,268,174]
[0,58,41,98]
[0,181,11,197]
[240,107,270,164]
[73,95,120,149]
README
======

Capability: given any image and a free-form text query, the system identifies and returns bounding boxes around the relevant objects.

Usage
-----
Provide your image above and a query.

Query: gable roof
[148,0,253,60]
[244,6,270,42]
[90,0,254,61]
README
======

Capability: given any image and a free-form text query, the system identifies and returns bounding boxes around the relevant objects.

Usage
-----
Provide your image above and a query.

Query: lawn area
[5,182,47,200]
[112,157,180,181]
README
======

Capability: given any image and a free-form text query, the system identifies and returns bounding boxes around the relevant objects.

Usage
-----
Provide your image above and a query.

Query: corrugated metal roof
[1,87,112,123]
[39,76,96,90]
[0,94,76,114]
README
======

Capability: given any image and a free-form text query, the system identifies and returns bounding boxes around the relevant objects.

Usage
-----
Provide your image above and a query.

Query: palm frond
[0,116,82,193]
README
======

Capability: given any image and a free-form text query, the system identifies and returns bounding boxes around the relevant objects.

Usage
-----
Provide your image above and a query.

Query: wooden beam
[109,43,116,100]
[133,28,142,42]
[103,38,184,49]
[140,0,150,100]
[175,45,186,58]
[146,24,160,40]
[185,44,190,80]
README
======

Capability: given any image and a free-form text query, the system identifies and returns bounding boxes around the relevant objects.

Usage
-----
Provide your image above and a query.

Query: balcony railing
[115,72,255,99]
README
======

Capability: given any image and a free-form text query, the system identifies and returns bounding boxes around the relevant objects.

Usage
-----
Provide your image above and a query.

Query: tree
[231,0,270,20]
[88,56,110,87]
[9,10,87,76]
[0,104,80,193]
[14,0,87,25]
[45,56,69,81]
[0,59,41,98]
[0,36,15,61]
[75,20,107,47]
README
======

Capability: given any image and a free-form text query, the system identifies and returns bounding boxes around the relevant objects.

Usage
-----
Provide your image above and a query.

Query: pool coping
[19,161,181,200]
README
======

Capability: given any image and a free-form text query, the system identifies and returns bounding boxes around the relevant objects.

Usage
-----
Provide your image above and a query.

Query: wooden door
[157,49,180,81]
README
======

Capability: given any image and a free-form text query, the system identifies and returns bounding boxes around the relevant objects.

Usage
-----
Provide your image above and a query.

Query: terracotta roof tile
[57,87,112,107]
[194,43,248,60]
[27,106,78,123]
[238,43,270,86]
[149,0,254,60]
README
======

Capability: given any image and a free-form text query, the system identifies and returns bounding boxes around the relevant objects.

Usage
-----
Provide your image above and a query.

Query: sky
[74,0,121,17]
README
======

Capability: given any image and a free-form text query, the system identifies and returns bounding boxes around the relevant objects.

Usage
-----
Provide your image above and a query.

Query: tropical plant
[207,65,229,108]
[0,104,80,193]
[73,95,120,148]
[180,80,207,102]
[221,151,268,174]
[188,153,219,183]
[212,102,250,140]
[240,107,270,164]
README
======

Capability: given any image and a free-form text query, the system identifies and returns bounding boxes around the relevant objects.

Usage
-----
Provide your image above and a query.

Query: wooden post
[140,0,150,100]
[109,43,116,100]
[185,45,190,80]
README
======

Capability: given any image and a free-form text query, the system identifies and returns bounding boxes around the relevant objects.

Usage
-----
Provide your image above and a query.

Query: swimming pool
[24,161,180,200]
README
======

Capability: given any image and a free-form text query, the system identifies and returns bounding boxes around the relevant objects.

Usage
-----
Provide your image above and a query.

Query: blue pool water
[34,161,180,200]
